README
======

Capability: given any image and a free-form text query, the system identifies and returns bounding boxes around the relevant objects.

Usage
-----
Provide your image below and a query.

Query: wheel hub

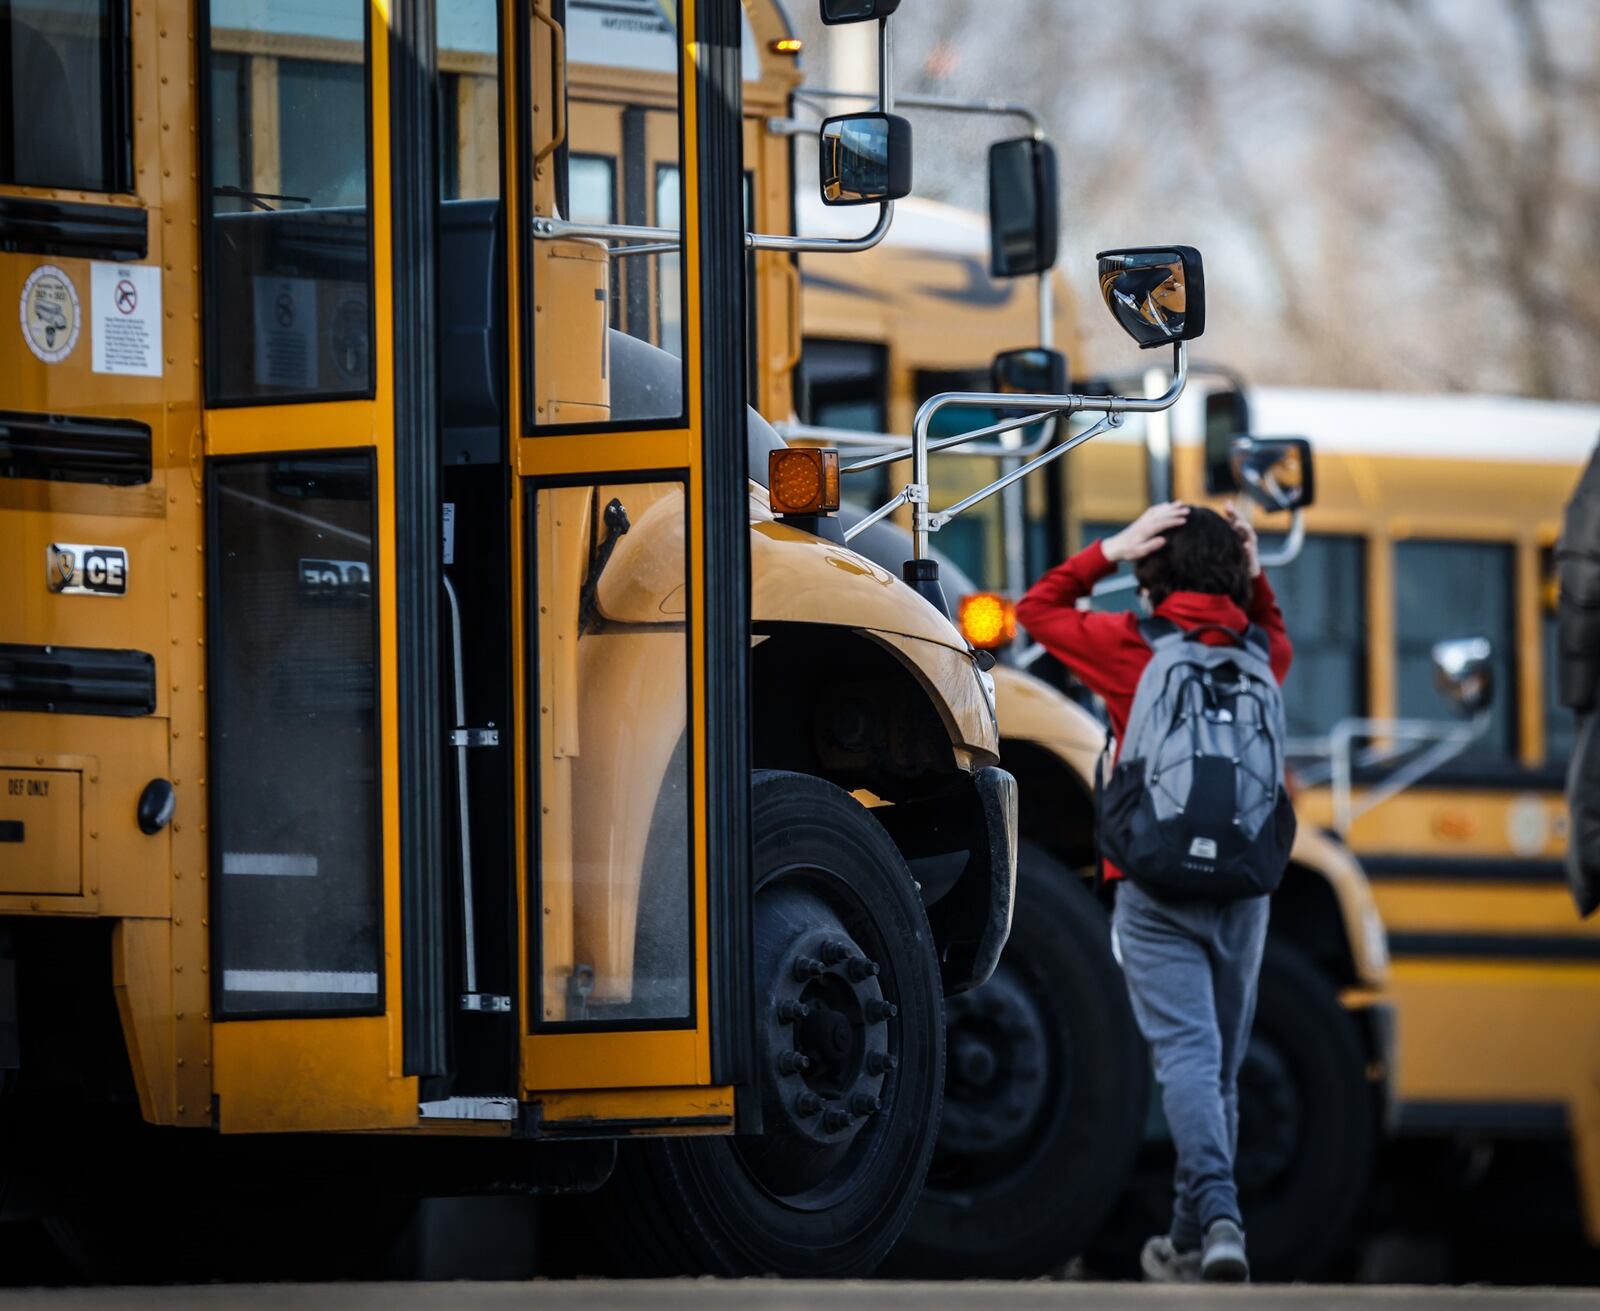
[937,963,1052,1159]
[764,926,891,1150]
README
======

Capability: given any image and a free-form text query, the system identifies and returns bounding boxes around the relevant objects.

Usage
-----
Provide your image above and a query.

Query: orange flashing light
[771,37,804,55]
[769,448,841,517]
[958,592,1017,651]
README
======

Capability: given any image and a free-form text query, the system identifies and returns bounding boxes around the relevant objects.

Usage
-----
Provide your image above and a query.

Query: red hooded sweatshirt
[1016,539,1294,878]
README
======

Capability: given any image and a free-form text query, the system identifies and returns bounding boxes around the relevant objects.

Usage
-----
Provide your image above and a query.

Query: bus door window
[917,369,1009,592]
[797,339,891,509]
[210,456,382,1016]
[201,0,373,404]
[1395,539,1517,764]
[0,0,130,192]
[538,0,683,422]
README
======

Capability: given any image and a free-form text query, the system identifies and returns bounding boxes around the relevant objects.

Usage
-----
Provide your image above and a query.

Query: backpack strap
[1240,623,1270,660]
[1136,617,1186,651]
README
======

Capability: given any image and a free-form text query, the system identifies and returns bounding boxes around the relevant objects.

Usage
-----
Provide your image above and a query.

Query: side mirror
[1096,246,1206,349]
[1230,437,1316,513]
[1433,637,1494,716]
[820,0,901,23]
[991,347,1067,395]
[988,137,1059,278]
[819,112,913,206]
[1203,386,1252,495]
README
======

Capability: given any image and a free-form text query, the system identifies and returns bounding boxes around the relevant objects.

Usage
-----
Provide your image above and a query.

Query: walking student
[1016,502,1295,1283]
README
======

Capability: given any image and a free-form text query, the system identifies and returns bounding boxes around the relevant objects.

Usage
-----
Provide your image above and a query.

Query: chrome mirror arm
[905,343,1188,559]
[1258,509,1306,569]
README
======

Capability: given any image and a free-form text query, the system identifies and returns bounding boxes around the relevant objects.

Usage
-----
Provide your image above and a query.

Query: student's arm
[1016,540,1145,702]
[1247,571,1294,683]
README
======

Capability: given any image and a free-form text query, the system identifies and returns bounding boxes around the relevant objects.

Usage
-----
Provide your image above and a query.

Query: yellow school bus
[790,200,1394,1279]
[0,0,1035,1279]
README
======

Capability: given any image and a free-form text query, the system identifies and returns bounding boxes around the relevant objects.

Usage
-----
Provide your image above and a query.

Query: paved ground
[1,1285,1597,1310]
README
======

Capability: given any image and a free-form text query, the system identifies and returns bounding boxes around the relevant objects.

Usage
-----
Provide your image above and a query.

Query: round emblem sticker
[20,264,81,364]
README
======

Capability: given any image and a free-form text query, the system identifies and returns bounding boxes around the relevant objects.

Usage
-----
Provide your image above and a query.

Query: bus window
[797,339,891,510]
[1543,547,1575,769]
[572,155,618,224]
[533,0,684,428]
[1,0,129,192]
[202,0,373,404]
[920,369,1006,591]
[439,0,499,200]
[210,455,382,1017]
[1395,539,1517,763]
[1258,533,1366,741]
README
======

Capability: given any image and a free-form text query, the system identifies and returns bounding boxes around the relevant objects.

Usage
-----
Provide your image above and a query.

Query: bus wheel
[594,769,945,1276]
[1088,940,1373,1280]
[882,844,1147,1278]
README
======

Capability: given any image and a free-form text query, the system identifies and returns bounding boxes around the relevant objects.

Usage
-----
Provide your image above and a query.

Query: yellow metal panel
[214,1017,417,1132]
[1296,786,1568,860]
[0,769,82,896]
[523,1028,702,1093]
[537,1083,734,1130]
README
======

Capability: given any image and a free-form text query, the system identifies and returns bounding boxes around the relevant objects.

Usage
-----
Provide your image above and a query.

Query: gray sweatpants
[1112,878,1271,1251]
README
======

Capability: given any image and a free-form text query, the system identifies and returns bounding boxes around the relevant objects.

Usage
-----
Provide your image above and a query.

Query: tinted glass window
[797,339,891,511]
[0,0,128,191]
[530,479,694,1026]
[211,455,381,1017]
[1395,539,1516,762]
[1257,533,1366,741]
[203,0,372,404]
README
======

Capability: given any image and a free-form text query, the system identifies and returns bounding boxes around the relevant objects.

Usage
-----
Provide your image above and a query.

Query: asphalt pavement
[0,1285,1596,1310]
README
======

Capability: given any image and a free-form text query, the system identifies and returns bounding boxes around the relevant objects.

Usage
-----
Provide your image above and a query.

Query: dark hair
[1134,505,1251,609]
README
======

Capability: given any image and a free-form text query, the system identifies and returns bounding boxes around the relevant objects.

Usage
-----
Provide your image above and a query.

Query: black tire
[573,769,945,1277]
[883,843,1148,1277]
[1089,939,1374,1280]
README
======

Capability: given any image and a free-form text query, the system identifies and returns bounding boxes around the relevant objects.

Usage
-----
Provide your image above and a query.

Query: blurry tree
[782,0,1600,401]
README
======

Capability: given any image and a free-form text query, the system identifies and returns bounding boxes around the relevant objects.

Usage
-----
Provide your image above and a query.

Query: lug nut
[866,1051,898,1075]
[823,1108,852,1132]
[849,1093,881,1117]
[820,939,852,965]
[795,1091,824,1116]
[866,998,898,1023]
[777,1000,811,1023]
[847,956,880,981]
[778,1049,811,1074]
[793,956,825,980]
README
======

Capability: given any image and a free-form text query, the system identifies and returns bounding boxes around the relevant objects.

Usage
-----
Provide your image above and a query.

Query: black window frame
[0,0,134,193]
[522,470,700,1034]
[205,447,387,1022]
[196,0,378,409]
[517,1,690,438]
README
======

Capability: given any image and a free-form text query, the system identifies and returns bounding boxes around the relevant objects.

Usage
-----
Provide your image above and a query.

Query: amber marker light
[958,592,1017,650]
[769,447,841,517]
[771,37,803,54]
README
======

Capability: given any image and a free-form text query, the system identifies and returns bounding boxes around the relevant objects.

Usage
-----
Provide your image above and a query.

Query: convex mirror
[820,112,913,206]
[821,0,901,22]
[1096,246,1205,349]
[1203,386,1252,495]
[991,347,1067,395]
[1432,637,1495,716]
[989,138,1059,278]
[1230,437,1316,513]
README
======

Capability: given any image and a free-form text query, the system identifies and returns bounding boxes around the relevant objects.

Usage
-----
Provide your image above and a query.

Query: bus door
[512,0,748,1123]
[199,0,416,1130]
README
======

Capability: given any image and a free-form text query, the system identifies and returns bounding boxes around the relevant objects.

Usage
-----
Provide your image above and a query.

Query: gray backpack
[1097,618,1295,900]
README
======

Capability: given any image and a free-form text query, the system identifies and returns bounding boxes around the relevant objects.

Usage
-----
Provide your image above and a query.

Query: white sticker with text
[91,261,162,377]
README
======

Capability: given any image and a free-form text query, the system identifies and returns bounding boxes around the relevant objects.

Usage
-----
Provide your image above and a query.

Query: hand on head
[1102,501,1189,564]
[1225,501,1262,579]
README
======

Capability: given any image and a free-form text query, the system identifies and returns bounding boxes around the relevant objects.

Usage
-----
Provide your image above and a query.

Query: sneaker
[1201,1218,1250,1282]
[1139,1234,1201,1283]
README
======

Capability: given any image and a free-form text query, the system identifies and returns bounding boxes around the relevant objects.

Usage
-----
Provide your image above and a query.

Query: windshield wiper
[213,184,311,213]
